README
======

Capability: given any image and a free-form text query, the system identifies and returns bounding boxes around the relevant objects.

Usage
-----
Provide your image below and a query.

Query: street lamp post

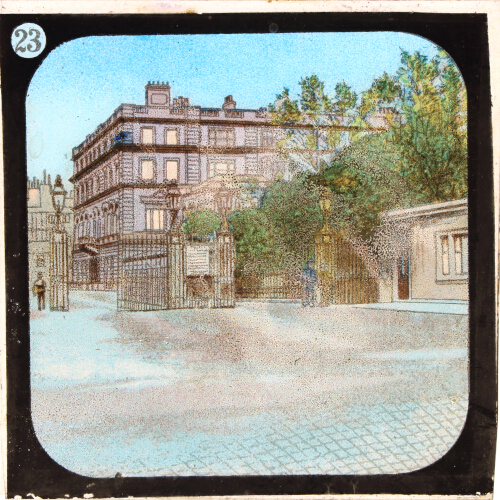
[319,186,333,232]
[215,188,232,232]
[214,187,235,307]
[50,175,69,311]
[166,181,181,232]
[165,181,185,309]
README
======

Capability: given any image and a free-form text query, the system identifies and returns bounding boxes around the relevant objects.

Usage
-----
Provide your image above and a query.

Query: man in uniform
[33,272,47,311]
[301,260,317,307]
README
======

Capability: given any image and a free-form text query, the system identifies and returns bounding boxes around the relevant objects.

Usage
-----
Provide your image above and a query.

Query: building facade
[28,171,74,295]
[378,199,468,302]
[71,82,362,287]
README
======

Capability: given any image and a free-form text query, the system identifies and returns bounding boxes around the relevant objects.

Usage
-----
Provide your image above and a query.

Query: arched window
[102,206,108,236]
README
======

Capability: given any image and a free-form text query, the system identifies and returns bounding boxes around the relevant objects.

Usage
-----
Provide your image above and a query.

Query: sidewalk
[353,300,468,315]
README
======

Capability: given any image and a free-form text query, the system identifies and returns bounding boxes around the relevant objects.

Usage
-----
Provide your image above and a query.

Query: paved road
[30,292,468,478]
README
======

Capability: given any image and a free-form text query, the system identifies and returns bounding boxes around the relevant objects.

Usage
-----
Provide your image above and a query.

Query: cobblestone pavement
[30,292,468,477]
[148,398,468,476]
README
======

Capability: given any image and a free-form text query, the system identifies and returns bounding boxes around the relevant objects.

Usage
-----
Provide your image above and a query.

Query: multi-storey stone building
[70,82,375,287]
[28,171,74,294]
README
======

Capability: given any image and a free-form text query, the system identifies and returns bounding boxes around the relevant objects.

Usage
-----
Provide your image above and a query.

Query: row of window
[139,159,236,181]
[75,165,118,205]
[142,128,179,145]
[74,126,281,174]
[439,232,468,280]
[76,157,240,202]
[141,127,278,147]
[74,128,124,172]
[75,213,119,239]
[140,159,179,182]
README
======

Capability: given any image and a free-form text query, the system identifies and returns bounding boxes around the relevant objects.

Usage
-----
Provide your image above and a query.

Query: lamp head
[52,175,67,212]
[166,181,181,209]
[319,187,333,213]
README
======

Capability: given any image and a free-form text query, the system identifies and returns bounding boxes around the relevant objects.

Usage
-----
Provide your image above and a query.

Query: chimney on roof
[172,96,189,107]
[222,95,236,110]
[145,81,171,107]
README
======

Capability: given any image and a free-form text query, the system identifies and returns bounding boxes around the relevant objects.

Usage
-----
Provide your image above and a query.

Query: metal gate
[117,232,169,311]
[315,229,379,305]
[117,230,235,311]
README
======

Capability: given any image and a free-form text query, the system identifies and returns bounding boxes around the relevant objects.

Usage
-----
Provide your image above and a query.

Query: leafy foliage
[228,209,280,274]
[269,75,358,174]
[308,133,417,238]
[267,87,301,125]
[299,74,333,119]
[359,72,401,116]
[182,209,221,237]
[260,175,323,264]
[235,49,467,268]
[334,81,357,115]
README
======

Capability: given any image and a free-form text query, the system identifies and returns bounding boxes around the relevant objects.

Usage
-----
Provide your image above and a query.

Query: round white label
[11,23,46,58]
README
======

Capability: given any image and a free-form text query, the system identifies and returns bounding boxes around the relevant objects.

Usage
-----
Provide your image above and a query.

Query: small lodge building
[378,198,468,303]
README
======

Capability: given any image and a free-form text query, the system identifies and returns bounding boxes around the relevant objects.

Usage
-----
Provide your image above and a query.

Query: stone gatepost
[167,230,186,309]
[214,229,235,308]
[50,229,70,311]
[314,228,336,307]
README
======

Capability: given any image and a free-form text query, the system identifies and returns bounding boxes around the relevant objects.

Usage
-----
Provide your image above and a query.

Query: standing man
[301,260,317,307]
[33,272,47,311]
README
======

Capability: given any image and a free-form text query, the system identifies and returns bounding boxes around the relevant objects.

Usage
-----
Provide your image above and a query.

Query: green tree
[228,209,280,274]
[267,87,301,125]
[269,75,349,173]
[360,72,401,117]
[309,133,417,239]
[333,81,357,115]
[182,209,221,237]
[389,50,468,201]
[359,51,467,202]
[260,175,323,264]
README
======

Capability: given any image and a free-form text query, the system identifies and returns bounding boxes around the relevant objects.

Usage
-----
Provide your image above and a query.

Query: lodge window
[140,159,155,181]
[209,128,235,147]
[165,159,179,182]
[436,231,468,281]
[454,234,468,275]
[165,129,179,145]
[146,208,165,231]
[141,127,154,144]
[209,161,236,177]
[441,236,450,275]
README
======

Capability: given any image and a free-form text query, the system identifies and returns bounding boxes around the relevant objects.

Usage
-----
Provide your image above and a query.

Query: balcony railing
[201,109,220,117]
[74,234,119,251]
[224,109,244,119]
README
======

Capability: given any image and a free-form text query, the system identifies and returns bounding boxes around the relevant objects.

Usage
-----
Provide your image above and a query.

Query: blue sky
[26,32,441,184]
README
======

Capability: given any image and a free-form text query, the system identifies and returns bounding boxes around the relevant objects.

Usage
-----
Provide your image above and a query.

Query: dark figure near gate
[33,272,47,311]
[301,260,317,307]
